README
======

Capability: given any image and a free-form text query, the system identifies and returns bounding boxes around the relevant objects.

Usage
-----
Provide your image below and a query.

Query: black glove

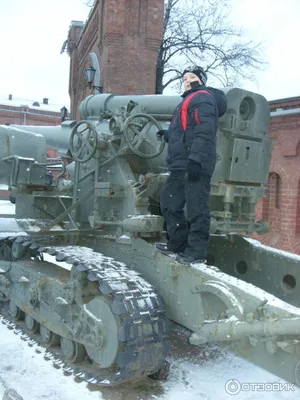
[156,129,165,141]
[187,159,202,181]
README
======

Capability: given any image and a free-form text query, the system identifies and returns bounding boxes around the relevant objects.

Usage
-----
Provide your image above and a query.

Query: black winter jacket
[163,84,227,176]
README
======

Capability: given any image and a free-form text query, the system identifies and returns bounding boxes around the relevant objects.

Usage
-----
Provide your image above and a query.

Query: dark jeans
[160,170,211,259]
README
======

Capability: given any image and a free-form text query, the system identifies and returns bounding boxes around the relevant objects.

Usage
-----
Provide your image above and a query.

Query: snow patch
[192,262,300,316]
[42,253,72,271]
[0,320,299,400]
[245,237,300,261]
[0,201,15,215]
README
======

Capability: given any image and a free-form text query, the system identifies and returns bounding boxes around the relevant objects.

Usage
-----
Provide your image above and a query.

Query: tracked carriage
[1,88,300,386]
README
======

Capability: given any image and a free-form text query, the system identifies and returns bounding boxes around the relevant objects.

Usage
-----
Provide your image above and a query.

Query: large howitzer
[1,88,300,387]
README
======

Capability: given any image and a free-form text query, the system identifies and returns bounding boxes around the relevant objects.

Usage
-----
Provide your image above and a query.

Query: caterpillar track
[0,234,170,386]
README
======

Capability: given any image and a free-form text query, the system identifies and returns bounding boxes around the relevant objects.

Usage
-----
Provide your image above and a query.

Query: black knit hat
[182,66,207,85]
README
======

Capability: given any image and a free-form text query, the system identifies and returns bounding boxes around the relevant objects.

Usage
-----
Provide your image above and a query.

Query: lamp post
[60,106,68,122]
[85,66,103,94]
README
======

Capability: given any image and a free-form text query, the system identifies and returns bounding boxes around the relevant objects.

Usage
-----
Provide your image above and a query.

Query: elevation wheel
[123,113,165,159]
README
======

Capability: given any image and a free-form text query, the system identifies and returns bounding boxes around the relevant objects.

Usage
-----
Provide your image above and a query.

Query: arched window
[262,172,281,232]
[269,172,281,209]
[275,174,281,209]
[262,180,270,221]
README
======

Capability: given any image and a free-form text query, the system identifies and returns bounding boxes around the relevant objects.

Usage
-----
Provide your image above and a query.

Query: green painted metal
[1,88,300,386]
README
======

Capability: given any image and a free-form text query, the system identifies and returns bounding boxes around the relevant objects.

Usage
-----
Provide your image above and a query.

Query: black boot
[156,242,185,254]
[156,243,173,254]
[175,253,206,266]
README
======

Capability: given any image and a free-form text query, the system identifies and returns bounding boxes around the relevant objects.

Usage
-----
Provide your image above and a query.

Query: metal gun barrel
[0,122,75,185]
[191,316,300,344]
[79,89,270,137]
[0,125,47,185]
[80,94,182,120]
[10,121,75,152]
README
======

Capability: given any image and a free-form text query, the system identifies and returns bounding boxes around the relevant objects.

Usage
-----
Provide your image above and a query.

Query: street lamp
[85,66,103,93]
[60,106,68,122]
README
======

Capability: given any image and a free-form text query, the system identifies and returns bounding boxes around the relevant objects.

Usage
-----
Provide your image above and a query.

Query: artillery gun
[1,88,300,387]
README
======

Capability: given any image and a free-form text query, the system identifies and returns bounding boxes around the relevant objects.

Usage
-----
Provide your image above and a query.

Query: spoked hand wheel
[123,113,165,159]
[70,120,97,163]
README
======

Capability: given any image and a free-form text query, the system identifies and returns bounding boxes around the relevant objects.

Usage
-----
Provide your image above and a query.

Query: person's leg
[177,173,211,263]
[158,171,188,253]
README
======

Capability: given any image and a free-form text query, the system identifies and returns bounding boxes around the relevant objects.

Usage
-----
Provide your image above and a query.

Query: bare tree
[83,0,96,7]
[156,0,266,94]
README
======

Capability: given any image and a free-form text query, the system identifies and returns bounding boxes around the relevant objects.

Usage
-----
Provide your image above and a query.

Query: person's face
[183,72,202,91]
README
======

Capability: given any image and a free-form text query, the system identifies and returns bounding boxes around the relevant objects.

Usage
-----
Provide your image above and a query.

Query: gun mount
[1,88,300,387]
[0,89,271,236]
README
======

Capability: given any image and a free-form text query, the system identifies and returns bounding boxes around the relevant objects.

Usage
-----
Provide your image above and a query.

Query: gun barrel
[0,121,75,186]
[79,89,270,138]
[191,316,300,345]
[10,120,75,152]
[80,94,182,120]
[0,125,47,185]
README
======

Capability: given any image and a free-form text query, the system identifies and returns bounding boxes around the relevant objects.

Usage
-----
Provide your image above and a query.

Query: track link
[0,234,170,386]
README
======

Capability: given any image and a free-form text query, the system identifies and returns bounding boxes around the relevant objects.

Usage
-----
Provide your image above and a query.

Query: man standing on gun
[156,66,227,265]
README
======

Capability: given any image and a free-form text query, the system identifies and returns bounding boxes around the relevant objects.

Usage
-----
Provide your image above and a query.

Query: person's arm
[188,93,217,166]
[207,86,227,117]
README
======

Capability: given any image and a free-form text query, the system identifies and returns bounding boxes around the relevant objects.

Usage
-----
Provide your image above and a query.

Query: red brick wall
[253,99,300,254]
[0,190,10,200]
[0,105,61,126]
[68,0,164,119]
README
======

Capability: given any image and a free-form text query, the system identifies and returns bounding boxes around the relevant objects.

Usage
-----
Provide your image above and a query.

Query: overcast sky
[0,0,299,108]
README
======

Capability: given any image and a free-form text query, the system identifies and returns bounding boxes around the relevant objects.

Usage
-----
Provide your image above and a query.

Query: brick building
[66,0,164,119]
[254,97,300,254]
[0,94,65,126]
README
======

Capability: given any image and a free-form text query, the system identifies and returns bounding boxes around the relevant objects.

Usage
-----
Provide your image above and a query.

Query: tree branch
[156,0,266,93]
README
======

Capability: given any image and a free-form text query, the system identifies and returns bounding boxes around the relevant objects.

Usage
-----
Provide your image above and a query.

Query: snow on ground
[0,202,300,399]
[0,322,299,400]
[0,201,15,215]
